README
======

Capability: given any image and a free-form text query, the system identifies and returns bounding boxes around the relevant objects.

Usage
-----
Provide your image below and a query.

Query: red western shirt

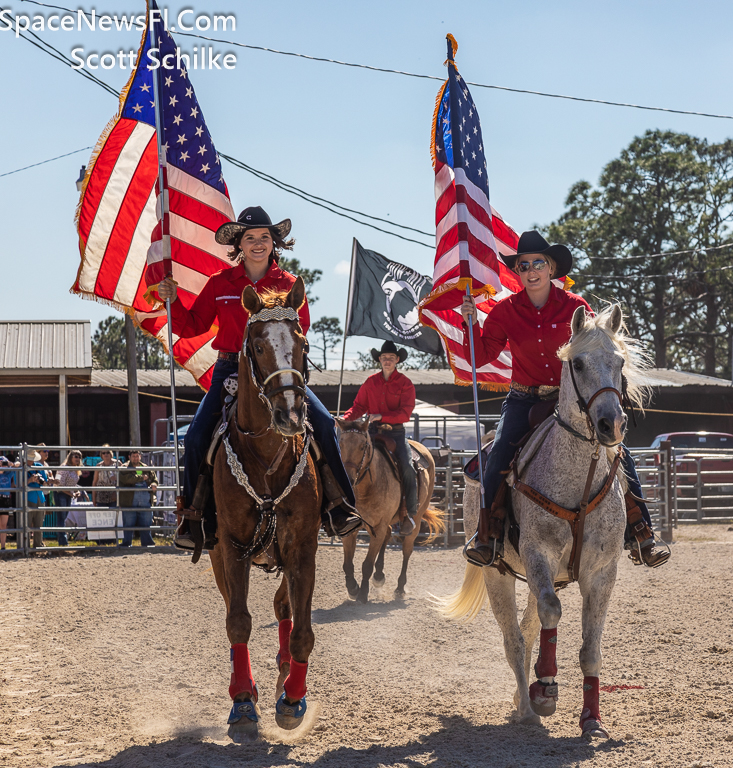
[343,370,416,425]
[170,261,311,353]
[463,284,591,387]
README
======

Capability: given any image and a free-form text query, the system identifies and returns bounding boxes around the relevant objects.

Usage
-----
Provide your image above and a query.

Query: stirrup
[628,535,671,568]
[463,531,500,567]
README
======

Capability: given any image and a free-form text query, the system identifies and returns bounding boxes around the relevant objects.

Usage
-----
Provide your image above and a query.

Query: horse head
[241,277,308,436]
[335,415,372,485]
[558,304,649,447]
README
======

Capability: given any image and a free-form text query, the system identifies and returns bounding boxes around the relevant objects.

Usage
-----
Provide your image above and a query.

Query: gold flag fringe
[430,80,448,170]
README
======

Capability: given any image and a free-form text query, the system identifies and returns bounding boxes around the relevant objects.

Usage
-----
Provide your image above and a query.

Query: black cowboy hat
[370,340,408,364]
[503,231,573,280]
[214,206,292,246]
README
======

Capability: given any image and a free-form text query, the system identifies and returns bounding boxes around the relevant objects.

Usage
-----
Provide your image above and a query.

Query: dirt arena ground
[1,524,731,768]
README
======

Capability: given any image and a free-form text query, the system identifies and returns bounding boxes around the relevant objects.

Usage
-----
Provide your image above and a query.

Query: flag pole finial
[445,34,458,64]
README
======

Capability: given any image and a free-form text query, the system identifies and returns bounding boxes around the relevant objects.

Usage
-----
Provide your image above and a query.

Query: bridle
[244,305,307,408]
[566,358,627,443]
[340,427,373,486]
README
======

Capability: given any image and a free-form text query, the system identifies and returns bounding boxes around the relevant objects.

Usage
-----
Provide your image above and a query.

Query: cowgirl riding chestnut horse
[157,206,362,558]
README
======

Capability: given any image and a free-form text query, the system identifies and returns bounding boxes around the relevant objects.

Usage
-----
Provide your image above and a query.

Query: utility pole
[125,315,141,446]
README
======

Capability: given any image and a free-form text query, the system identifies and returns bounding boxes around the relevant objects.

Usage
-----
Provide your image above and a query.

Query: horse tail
[420,506,446,543]
[431,563,487,623]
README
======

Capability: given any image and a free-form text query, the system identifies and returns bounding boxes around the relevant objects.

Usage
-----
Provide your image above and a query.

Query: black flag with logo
[345,241,443,355]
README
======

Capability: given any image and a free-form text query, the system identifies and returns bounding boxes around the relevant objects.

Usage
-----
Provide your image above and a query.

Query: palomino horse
[210,278,321,741]
[335,416,443,602]
[437,305,649,739]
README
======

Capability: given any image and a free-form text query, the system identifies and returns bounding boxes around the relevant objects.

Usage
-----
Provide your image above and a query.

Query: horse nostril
[598,417,612,435]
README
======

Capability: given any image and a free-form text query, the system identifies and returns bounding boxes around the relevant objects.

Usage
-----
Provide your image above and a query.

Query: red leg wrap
[580,676,601,726]
[535,628,558,679]
[229,644,257,701]
[283,659,308,701]
[278,620,293,667]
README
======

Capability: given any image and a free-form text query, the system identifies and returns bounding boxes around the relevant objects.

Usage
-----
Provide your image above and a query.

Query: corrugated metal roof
[91,369,197,388]
[84,366,733,390]
[0,321,92,373]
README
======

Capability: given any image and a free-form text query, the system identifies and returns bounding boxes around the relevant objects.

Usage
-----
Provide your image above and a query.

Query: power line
[18,0,733,120]
[220,155,433,238]
[220,154,432,248]
[585,241,733,260]
[175,30,733,121]
[13,29,433,248]
[0,146,92,178]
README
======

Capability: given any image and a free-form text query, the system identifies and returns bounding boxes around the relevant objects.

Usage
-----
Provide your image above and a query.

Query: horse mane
[257,287,290,308]
[557,304,652,411]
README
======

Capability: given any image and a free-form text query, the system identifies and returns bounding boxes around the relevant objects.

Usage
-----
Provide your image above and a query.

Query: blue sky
[1,0,732,367]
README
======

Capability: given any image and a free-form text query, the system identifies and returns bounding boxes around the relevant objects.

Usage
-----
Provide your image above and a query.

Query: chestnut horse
[335,416,443,602]
[210,278,321,741]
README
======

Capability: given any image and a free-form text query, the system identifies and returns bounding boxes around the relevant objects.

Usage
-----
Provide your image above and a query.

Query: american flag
[73,1,235,390]
[418,35,523,388]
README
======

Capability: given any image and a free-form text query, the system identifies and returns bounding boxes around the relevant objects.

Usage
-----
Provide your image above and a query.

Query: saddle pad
[464,443,492,482]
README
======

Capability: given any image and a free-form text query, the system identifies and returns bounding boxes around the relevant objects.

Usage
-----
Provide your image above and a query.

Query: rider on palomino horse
[342,340,418,536]
[460,231,670,570]
[156,206,362,551]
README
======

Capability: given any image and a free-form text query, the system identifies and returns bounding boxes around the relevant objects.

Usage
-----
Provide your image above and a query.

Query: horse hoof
[529,680,558,717]
[356,588,369,603]
[372,575,386,588]
[347,586,359,600]
[518,711,542,726]
[227,700,260,743]
[581,718,610,741]
[275,692,307,730]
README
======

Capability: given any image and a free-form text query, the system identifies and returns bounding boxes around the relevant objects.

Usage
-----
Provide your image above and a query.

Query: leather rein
[340,427,373,487]
[224,305,311,566]
[511,359,625,583]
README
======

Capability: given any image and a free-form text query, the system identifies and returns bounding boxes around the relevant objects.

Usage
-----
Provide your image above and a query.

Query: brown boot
[319,464,362,537]
[624,492,670,568]
[465,483,507,567]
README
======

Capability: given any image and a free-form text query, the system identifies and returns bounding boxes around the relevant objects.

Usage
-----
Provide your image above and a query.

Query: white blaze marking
[262,324,298,414]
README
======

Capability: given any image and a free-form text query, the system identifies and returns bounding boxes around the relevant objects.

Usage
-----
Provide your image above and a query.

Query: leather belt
[510,382,559,399]
[217,351,239,363]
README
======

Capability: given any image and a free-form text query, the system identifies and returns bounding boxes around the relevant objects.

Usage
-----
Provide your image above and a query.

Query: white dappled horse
[437,304,649,740]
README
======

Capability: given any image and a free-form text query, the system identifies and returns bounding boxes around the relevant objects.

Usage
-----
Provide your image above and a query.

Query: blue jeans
[182,358,355,507]
[56,491,72,546]
[483,391,651,540]
[122,508,154,547]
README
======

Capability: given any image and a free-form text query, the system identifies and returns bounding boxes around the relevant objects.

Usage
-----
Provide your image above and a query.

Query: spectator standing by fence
[55,450,87,547]
[26,451,49,548]
[0,456,14,550]
[119,451,158,547]
[92,446,120,508]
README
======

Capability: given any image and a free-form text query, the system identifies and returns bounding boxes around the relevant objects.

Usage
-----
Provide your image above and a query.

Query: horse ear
[334,416,347,430]
[360,414,370,431]
[608,304,623,334]
[242,285,262,315]
[570,306,586,336]
[286,276,306,311]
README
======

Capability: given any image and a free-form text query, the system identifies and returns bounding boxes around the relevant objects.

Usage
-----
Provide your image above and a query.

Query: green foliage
[92,316,168,370]
[546,130,733,376]
[279,257,323,305]
[310,317,342,370]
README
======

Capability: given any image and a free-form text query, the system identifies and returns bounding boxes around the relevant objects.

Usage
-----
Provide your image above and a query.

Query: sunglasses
[517,259,549,273]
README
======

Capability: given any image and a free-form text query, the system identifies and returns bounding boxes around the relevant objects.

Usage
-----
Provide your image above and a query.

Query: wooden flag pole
[336,237,358,416]
[149,1,181,498]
